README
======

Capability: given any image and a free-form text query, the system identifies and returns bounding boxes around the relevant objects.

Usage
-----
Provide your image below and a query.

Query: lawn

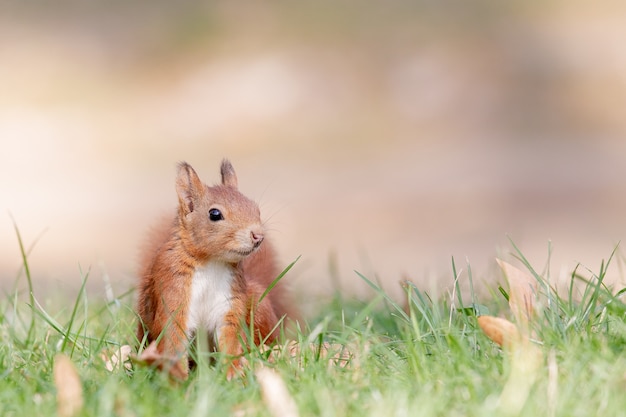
[2,234,626,417]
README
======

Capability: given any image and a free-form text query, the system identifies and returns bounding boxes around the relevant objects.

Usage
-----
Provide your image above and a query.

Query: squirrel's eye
[208,208,223,221]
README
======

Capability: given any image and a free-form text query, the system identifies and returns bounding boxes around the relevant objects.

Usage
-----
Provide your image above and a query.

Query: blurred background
[2,1,626,310]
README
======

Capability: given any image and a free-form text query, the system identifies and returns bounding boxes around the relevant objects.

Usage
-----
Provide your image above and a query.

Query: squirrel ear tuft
[220,159,238,188]
[176,162,204,214]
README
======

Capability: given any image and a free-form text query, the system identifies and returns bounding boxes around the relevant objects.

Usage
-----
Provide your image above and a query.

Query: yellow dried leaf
[477,260,545,415]
[496,259,538,330]
[319,342,353,368]
[498,339,543,414]
[133,341,187,381]
[255,368,299,417]
[101,345,132,372]
[53,354,83,417]
[479,314,543,415]
[477,315,521,348]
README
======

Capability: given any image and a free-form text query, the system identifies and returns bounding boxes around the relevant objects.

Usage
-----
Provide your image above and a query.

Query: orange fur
[136,159,296,380]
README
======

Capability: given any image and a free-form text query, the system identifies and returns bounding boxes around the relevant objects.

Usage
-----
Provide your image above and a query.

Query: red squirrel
[136,159,295,380]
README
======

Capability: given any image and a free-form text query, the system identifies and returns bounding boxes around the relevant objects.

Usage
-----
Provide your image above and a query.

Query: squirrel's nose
[251,230,264,246]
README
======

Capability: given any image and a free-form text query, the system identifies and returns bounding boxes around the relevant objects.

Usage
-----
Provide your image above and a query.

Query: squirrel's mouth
[230,247,257,257]
[227,238,262,260]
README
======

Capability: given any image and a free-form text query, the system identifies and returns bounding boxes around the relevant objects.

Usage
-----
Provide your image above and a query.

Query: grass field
[2,232,626,417]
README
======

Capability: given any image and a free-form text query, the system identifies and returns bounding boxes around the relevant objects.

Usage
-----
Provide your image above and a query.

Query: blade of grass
[451,257,463,327]
[404,281,436,336]
[508,237,563,332]
[580,247,617,325]
[508,237,548,291]
[258,255,301,305]
[33,297,120,349]
[12,219,37,345]
[61,267,90,353]
[89,287,135,325]
[347,293,386,330]
[32,297,86,351]
[355,270,409,322]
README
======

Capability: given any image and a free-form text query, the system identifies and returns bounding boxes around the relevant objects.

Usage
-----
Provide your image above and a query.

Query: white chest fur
[186,261,235,342]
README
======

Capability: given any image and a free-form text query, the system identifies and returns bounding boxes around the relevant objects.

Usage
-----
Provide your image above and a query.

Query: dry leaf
[232,401,260,417]
[475,260,544,415]
[477,316,521,348]
[255,368,299,417]
[478,314,542,415]
[318,342,353,368]
[496,259,538,330]
[261,340,299,362]
[101,345,132,372]
[547,349,558,417]
[263,340,353,369]
[53,354,84,417]
[133,341,187,381]
[133,340,161,364]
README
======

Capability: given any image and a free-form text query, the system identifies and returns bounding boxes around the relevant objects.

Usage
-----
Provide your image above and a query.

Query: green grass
[2,236,626,417]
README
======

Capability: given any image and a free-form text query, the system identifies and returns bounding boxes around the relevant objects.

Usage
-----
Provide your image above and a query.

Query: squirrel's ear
[176,162,205,214]
[220,159,238,188]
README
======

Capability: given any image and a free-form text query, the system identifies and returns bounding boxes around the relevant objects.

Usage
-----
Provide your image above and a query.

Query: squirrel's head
[175,159,264,263]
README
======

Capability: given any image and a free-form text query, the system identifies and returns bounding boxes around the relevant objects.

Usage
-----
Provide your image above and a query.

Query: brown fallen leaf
[498,338,542,415]
[475,260,544,416]
[133,340,161,365]
[53,354,84,417]
[496,259,538,331]
[477,316,521,348]
[478,314,543,415]
[255,368,299,417]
